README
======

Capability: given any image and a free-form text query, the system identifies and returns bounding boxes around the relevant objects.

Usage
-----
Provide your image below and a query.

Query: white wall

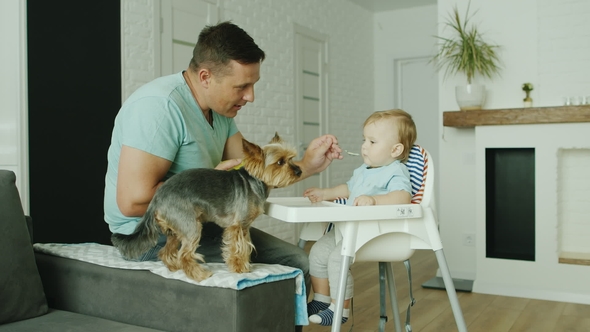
[113,0,375,244]
[0,0,373,244]
[5,0,589,278]
[0,0,28,212]
[372,4,440,222]
[373,0,590,282]
[436,0,590,281]
[373,5,438,111]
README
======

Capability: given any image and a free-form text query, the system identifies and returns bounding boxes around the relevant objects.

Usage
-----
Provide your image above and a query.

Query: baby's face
[361,118,401,168]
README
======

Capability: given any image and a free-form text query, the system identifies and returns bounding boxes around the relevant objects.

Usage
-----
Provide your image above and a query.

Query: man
[104,21,341,330]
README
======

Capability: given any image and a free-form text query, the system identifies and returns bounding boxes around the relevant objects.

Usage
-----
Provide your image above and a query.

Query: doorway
[159,0,220,76]
[294,24,329,193]
[293,24,329,242]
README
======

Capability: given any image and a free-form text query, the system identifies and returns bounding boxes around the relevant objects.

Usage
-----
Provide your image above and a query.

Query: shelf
[443,105,590,128]
[559,252,590,266]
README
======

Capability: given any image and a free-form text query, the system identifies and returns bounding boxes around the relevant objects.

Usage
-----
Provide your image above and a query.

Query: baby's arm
[304,184,349,203]
[354,190,412,206]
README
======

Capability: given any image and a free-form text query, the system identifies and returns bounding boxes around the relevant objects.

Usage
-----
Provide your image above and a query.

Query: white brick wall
[121,0,158,101]
[121,0,374,243]
[537,0,590,106]
[558,149,590,255]
[221,0,374,189]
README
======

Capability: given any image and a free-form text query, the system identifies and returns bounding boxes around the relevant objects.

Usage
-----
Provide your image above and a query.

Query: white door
[394,57,439,207]
[294,25,329,244]
[294,26,328,193]
[159,0,220,76]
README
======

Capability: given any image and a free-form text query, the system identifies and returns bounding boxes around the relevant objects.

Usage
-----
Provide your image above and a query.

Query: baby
[303,109,417,326]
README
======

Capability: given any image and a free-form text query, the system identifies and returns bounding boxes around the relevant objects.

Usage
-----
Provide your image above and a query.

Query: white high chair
[265,145,467,332]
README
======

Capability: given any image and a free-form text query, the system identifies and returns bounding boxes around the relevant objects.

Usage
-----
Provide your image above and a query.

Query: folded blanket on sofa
[33,242,308,325]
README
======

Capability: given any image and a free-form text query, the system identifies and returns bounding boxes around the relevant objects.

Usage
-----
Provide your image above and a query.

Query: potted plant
[431,2,501,111]
[522,83,533,107]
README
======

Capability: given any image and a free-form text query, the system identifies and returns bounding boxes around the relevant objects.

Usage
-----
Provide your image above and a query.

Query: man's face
[207,60,261,118]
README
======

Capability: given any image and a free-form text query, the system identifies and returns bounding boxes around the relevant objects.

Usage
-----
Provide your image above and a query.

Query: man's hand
[301,134,343,176]
[215,159,242,171]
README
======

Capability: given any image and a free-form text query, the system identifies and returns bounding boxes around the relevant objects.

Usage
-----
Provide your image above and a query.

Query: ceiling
[349,0,436,12]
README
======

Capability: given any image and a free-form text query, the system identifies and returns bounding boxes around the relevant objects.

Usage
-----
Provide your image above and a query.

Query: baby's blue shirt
[346,160,412,205]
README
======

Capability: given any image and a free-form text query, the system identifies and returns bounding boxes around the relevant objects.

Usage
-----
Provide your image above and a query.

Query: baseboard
[421,276,474,292]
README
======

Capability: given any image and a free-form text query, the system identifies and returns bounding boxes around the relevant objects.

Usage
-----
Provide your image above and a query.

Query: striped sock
[309,303,349,326]
[307,300,330,316]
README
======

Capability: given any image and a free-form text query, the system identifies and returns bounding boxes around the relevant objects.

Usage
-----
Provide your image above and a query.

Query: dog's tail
[111,206,160,260]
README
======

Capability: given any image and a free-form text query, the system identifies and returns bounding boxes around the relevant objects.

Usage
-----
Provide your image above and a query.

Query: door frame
[155,0,223,78]
[393,55,432,109]
[293,23,330,187]
[293,23,329,241]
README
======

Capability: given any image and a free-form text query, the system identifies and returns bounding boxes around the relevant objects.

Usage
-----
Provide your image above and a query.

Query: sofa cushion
[0,170,48,324]
[36,252,296,332]
[0,309,165,332]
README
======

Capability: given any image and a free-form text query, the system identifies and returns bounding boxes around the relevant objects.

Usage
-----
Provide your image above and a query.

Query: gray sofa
[0,170,295,332]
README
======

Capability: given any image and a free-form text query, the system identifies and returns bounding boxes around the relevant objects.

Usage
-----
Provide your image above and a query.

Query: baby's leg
[308,230,336,315]
[309,240,353,326]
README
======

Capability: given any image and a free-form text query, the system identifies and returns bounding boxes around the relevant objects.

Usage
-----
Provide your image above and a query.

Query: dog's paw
[228,261,251,274]
[195,269,213,281]
[184,265,213,282]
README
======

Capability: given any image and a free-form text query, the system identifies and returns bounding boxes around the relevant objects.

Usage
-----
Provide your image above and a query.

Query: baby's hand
[303,187,324,203]
[354,195,376,206]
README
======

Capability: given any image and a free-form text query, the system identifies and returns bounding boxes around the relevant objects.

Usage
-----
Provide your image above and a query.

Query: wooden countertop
[443,105,590,127]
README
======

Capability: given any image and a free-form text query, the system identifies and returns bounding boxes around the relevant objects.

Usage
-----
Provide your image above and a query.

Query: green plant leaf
[430,1,501,85]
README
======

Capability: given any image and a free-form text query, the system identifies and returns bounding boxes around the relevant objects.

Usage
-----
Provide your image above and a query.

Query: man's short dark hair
[189,21,265,76]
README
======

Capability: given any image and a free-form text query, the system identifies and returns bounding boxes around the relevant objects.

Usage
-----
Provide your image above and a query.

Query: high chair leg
[378,263,387,332]
[435,249,468,332]
[297,239,306,249]
[403,260,416,332]
[383,262,403,332]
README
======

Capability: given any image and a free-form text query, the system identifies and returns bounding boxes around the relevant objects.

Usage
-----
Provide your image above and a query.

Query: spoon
[344,150,360,156]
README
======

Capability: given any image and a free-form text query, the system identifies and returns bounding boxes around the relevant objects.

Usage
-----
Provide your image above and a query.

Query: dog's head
[241,133,302,188]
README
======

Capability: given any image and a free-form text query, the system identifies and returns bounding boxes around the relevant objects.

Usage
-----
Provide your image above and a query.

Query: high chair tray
[264,197,420,223]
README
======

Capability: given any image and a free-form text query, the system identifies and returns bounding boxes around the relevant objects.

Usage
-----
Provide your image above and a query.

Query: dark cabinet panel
[485,148,535,261]
[27,1,121,244]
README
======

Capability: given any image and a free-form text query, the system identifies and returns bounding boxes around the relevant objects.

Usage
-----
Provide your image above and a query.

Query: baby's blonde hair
[363,109,417,163]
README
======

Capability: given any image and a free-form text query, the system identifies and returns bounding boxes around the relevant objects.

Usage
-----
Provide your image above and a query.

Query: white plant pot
[455,84,486,111]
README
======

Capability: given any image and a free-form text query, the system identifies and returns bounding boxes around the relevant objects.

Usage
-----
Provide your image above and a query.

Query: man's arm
[216,132,246,170]
[222,132,245,161]
[116,145,172,217]
[223,133,342,177]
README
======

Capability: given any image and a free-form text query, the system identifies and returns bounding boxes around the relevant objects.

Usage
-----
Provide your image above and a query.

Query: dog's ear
[242,138,263,158]
[269,132,283,144]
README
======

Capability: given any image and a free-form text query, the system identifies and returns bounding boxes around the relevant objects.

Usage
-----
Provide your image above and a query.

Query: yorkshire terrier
[111,133,302,282]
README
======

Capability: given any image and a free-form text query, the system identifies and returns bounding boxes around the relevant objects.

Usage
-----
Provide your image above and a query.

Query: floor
[301,247,590,332]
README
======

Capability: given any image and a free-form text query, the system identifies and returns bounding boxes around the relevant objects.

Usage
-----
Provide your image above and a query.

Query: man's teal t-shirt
[104,72,239,235]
